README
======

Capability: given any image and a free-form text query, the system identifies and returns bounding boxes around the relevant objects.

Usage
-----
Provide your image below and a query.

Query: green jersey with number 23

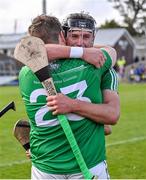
[19,50,112,174]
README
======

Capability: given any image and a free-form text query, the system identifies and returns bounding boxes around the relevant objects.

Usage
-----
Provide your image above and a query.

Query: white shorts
[31,160,110,179]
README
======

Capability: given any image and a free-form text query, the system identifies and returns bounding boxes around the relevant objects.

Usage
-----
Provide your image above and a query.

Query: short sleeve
[101,68,119,92]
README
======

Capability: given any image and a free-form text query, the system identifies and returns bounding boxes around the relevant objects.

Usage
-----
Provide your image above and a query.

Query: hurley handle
[0,101,16,118]
[42,77,93,179]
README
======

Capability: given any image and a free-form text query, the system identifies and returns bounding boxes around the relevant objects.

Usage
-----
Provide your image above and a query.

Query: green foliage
[108,0,146,36]
[100,19,121,29]
[0,84,146,179]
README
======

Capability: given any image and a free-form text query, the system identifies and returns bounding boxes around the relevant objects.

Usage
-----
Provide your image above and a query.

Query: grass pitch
[0,84,146,179]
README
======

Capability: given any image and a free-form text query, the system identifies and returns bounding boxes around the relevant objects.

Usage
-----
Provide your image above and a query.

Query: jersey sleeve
[100,49,112,74]
[19,66,36,97]
[101,68,119,92]
[19,66,28,97]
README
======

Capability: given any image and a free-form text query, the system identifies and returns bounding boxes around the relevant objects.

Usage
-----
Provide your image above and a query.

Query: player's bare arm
[46,90,120,125]
[45,44,116,68]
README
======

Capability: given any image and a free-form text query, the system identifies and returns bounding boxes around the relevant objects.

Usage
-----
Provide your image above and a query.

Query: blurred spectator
[129,65,135,81]
[134,56,139,63]
[117,56,126,79]
[129,63,146,82]
[141,56,145,61]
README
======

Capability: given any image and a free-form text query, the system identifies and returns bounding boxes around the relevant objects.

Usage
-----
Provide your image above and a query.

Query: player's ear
[59,31,66,45]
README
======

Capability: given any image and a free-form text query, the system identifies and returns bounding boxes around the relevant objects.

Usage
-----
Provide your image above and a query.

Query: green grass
[106,83,146,179]
[0,84,146,179]
[0,86,30,179]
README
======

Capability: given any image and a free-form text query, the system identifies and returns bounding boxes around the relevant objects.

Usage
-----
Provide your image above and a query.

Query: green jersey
[19,50,112,174]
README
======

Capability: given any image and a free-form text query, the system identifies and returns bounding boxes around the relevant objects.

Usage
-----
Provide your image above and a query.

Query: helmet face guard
[68,18,95,30]
[63,18,96,37]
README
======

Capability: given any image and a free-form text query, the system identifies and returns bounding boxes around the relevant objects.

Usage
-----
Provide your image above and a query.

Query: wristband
[70,47,83,58]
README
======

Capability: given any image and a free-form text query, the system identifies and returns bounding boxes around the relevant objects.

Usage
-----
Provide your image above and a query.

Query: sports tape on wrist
[70,47,83,58]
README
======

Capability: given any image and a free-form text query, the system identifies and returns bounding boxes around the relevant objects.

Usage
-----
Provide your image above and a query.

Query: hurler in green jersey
[19,50,114,174]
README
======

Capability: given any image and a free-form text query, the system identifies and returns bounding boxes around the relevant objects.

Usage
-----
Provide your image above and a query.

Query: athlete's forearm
[47,91,120,125]
[71,99,119,125]
[45,44,70,60]
[71,90,120,125]
[45,44,106,68]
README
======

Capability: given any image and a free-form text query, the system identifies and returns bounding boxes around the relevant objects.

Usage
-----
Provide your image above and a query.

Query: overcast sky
[0,0,122,34]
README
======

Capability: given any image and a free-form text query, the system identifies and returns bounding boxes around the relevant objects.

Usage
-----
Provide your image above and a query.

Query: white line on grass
[0,159,30,168]
[0,136,146,168]
[106,136,146,147]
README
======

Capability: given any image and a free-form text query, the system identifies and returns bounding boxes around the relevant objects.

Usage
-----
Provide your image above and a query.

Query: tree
[100,19,122,29]
[108,0,146,36]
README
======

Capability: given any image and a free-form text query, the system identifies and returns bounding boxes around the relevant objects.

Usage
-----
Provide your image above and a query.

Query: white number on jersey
[30,80,91,127]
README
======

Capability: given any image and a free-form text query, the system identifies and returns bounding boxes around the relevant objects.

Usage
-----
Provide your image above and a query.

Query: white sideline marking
[0,159,30,168]
[0,136,146,168]
[106,136,146,147]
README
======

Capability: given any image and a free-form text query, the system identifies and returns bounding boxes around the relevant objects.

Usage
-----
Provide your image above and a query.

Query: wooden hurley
[14,36,94,179]
[13,119,30,150]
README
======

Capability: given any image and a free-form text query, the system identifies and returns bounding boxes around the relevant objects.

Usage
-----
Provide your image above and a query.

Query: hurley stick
[13,119,30,150]
[14,36,94,179]
[0,101,16,118]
